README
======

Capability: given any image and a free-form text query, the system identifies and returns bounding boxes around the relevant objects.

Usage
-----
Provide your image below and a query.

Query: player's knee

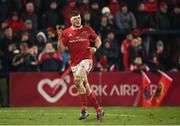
[79,85,86,94]
[83,81,92,95]
[74,75,86,94]
[74,75,84,88]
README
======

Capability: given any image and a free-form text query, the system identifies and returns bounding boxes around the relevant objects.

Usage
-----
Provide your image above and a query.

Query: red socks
[79,94,87,111]
[87,92,101,112]
[79,92,101,112]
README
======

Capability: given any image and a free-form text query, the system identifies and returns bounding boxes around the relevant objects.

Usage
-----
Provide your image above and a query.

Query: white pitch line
[88,113,136,117]
[0,110,136,117]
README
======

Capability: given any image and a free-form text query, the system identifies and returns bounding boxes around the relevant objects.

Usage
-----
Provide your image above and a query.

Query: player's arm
[87,26,102,54]
[94,36,101,50]
[89,36,101,54]
[56,26,65,53]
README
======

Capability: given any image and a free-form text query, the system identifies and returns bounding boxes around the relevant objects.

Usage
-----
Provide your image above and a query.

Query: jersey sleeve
[62,31,68,46]
[87,26,98,40]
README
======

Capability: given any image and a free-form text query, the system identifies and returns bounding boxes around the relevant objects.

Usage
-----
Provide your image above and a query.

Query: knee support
[74,75,86,94]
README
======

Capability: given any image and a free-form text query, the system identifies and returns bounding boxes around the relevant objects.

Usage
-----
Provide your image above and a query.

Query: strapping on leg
[74,75,86,94]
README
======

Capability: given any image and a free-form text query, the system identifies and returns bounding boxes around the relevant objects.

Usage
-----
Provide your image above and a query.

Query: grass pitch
[0,107,180,125]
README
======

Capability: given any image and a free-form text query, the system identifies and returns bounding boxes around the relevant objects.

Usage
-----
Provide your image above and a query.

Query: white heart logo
[37,78,67,103]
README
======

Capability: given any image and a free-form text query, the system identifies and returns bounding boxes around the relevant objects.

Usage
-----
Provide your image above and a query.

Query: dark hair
[70,10,80,18]
[11,11,19,17]
[121,2,127,8]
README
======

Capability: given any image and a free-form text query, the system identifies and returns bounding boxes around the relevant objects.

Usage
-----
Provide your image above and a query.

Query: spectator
[82,11,91,26]
[90,0,101,32]
[80,0,91,12]
[24,19,36,43]
[123,0,139,13]
[143,0,158,29]
[130,55,149,72]
[0,0,12,23]
[156,2,170,30]
[29,45,39,59]
[18,30,33,47]
[6,43,19,71]
[21,2,38,30]
[128,37,146,68]
[148,53,165,72]
[0,26,16,73]
[1,42,18,73]
[38,42,63,72]
[13,0,43,15]
[115,3,137,32]
[5,11,25,35]
[29,45,39,70]
[136,2,156,29]
[41,0,62,29]
[108,0,120,16]
[46,27,57,41]
[101,6,115,27]
[98,15,113,41]
[101,31,119,70]
[0,26,15,54]
[121,33,133,71]
[171,5,180,29]
[148,40,169,71]
[42,0,67,12]
[12,43,38,71]
[0,21,8,40]
[35,31,47,54]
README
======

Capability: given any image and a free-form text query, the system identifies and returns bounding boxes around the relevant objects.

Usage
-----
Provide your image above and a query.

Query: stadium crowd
[0,0,180,75]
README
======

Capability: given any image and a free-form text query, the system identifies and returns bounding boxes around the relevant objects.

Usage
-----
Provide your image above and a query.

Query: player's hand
[88,47,97,54]
[56,25,63,39]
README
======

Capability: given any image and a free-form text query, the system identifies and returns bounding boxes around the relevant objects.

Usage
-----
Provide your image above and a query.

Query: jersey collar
[71,25,83,30]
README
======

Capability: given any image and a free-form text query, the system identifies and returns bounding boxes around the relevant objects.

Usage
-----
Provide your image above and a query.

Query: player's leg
[81,59,104,121]
[83,77,104,121]
[74,74,86,94]
[72,65,89,120]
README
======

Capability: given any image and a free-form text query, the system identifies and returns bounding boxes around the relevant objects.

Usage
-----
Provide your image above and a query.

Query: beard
[73,23,81,28]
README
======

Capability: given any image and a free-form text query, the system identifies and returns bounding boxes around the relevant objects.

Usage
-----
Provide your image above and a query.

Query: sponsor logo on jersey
[82,31,87,35]
[68,33,73,37]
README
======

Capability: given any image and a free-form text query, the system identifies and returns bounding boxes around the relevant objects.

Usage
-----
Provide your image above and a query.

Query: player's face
[71,16,82,27]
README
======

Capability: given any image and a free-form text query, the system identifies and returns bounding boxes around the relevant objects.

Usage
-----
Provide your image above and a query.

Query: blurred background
[0,0,180,107]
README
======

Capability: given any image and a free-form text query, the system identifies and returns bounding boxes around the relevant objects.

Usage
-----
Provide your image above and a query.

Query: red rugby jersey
[62,25,97,66]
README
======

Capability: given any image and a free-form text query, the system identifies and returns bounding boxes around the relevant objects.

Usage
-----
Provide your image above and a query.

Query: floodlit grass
[0,107,180,125]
